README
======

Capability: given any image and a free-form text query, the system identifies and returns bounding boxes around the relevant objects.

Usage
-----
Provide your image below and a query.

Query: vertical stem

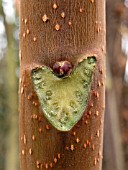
[20,1,105,170]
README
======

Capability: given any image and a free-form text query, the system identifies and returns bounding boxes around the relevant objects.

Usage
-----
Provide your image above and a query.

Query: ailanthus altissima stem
[19,1,105,170]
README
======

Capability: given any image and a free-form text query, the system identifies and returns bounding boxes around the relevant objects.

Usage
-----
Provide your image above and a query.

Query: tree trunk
[20,1,105,170]
[103,1,125,170]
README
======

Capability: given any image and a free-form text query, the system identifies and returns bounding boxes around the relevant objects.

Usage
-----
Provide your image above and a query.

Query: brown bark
[20,1,105,170]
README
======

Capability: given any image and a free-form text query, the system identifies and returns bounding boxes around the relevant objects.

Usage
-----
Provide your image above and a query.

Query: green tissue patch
[32,57,96,131]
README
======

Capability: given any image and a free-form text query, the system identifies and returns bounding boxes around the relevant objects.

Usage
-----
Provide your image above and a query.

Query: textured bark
[20,1,105,170]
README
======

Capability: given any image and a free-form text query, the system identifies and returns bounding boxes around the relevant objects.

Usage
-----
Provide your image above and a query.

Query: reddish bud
[53,61,72,77]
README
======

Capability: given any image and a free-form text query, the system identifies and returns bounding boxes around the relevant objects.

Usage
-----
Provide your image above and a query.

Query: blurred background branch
[0,1,19,170]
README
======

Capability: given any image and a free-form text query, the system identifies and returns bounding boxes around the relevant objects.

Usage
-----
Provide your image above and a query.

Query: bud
[53,61,72,77]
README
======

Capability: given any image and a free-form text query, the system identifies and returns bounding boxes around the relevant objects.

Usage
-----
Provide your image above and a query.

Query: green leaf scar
[32,57,96,131]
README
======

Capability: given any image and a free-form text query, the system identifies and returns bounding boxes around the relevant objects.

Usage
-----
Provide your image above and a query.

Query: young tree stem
[20,1,105,170]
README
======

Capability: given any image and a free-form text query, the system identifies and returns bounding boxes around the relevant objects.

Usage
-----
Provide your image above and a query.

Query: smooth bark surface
[20,1,105,170]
